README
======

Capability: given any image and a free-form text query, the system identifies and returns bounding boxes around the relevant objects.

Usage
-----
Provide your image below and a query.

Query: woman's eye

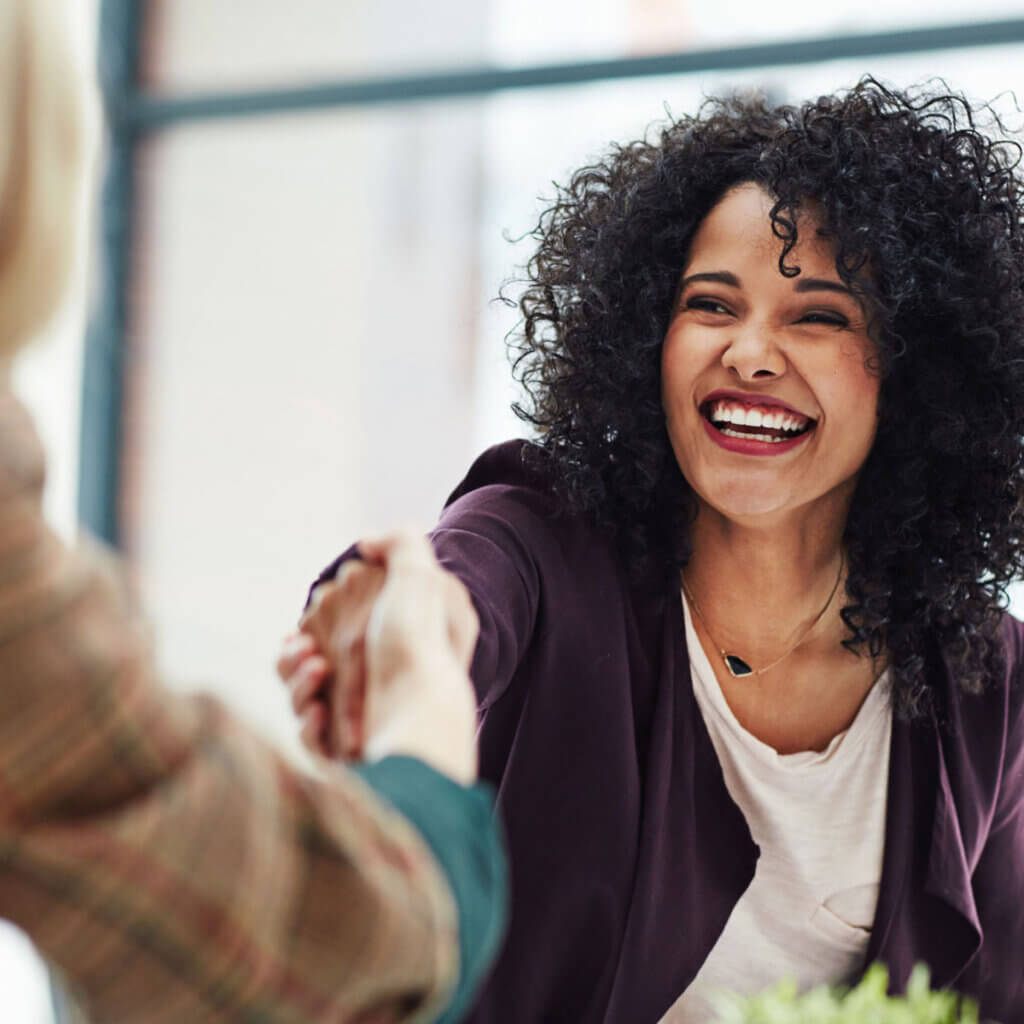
[799,310,849,328]
[685,297,731,315]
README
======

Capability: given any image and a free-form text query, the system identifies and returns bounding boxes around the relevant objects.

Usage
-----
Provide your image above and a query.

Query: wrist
[364,724,478,785]
[363,666,478,785]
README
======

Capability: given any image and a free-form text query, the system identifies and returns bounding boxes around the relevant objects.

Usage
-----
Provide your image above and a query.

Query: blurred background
[10,0,1024,1019]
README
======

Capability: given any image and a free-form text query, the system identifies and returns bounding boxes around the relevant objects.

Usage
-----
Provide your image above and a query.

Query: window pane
[142,0,1024,93]
[127,101,493,753]
[144,0,490,92]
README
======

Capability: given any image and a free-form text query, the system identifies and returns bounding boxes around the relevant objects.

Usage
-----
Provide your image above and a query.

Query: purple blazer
[315,441,1024,1023]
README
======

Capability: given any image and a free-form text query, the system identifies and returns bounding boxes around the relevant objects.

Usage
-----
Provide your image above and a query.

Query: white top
[659,593,893,1024]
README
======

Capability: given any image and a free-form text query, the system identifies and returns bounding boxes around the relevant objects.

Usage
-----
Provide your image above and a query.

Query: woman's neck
[683,504,848,661]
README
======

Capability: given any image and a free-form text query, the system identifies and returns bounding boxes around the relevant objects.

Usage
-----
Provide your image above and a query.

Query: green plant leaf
[709,964,988,1024]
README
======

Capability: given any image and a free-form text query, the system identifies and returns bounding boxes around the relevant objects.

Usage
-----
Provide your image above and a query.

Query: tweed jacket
[0,389,480,1024]
[314,440,1024,1024]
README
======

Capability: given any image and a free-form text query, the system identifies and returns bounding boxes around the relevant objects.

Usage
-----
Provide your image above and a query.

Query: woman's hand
[286,559,386,759]
[276,631,333,755]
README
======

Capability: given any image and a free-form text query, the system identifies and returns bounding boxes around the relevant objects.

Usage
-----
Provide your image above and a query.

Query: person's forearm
[355,758,508,1024]
[0,394,461,1023]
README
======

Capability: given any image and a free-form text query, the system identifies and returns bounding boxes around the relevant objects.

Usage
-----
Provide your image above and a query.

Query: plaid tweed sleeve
[0,391,459,1023]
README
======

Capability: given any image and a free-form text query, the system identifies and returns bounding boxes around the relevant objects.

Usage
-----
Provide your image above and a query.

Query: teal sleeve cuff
[352,756,508,1023]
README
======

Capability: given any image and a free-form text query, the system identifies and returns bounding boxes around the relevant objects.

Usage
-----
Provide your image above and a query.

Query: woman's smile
[699,390,816,454]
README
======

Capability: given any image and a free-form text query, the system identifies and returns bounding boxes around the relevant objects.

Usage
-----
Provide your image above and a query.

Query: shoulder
[938,611,1024,710]
[433,440,628,604]
[998,611,1024,670]
[437,441,602,561]
[941,611,1024,722]
[996,611,1024,733]
[444,440,548,505]
[984,612,1024,729]
[442,441,558,523]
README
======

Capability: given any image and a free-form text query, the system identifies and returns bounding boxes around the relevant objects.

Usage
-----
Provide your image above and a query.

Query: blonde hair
[0,0,96,359]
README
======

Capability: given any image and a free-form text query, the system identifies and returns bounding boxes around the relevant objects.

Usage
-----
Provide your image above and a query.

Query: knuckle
[333,560,362,585]
[289,679,309,713]
[276,635,306,677]
[300,707,321,745]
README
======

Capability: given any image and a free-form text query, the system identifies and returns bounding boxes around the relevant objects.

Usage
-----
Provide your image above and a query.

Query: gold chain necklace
[681,552,845,678]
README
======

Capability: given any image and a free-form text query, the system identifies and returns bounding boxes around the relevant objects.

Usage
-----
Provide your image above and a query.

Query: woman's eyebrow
[678,271,740,289]
[677,271,858,300]
[793,277,854,297]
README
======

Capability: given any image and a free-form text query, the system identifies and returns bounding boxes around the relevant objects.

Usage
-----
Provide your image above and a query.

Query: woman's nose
[720,321,786,381]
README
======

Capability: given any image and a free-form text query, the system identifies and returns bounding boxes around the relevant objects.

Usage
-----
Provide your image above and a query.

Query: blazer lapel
[920,721,982,986]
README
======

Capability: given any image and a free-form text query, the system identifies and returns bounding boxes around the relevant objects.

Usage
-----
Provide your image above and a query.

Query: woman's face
[661,183,879,527]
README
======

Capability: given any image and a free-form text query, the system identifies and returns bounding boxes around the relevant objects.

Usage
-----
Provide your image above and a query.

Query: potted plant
[711,964,994,1023]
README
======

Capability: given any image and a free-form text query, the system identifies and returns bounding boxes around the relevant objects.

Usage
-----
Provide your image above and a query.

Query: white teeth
[709,400,809,433]
[719,427,792,443]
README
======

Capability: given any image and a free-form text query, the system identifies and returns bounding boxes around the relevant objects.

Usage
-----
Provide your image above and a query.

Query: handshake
[278,532,480,785]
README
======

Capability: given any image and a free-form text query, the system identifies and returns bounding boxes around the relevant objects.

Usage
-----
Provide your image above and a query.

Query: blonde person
[284,81,1024,1023]
[0,1,506,1021]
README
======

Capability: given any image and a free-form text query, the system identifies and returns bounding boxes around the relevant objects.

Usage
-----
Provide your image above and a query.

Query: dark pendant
[724,654,754,677]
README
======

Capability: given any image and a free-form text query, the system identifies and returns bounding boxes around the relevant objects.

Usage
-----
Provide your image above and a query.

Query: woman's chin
[701,492,796,525]
[688,472,807,524]
[690,470,861,530]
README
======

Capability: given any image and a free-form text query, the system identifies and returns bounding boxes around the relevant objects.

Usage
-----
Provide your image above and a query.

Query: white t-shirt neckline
[681,591,891,769]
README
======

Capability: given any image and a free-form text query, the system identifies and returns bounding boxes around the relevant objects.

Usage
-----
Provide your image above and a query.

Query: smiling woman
[286,79,1024,1023]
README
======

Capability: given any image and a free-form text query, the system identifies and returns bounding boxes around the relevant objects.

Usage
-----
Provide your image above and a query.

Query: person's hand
[286,559,386,759]
[276,631,332,755]
[356,532,480,783]
[288,532,479,783]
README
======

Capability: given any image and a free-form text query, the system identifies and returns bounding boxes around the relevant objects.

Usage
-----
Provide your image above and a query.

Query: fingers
[299,701,326,753]
[358,530,437,572]
[299,559,387,761]
[342,642,367,757]
[276,632,316,681]
[291,533,477,769]
[299,560,386,652]
[287,652,329,715]
[333,635,367,759]
[363,532,480,670]
[357,531,480,782]
[278,640,332,757]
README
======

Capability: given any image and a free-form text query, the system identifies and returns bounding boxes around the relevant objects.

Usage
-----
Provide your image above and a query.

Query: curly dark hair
[508,77,1024,718]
